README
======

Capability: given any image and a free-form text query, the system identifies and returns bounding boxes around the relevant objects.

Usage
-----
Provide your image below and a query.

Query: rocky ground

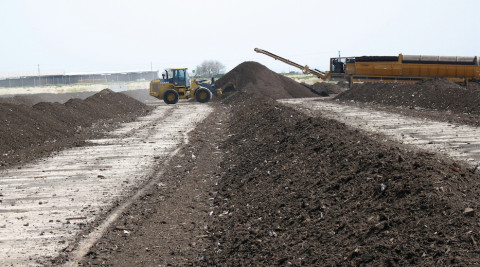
[2,62,480,266]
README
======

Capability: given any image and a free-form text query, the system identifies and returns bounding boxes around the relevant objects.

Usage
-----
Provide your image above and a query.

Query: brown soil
[214,61,319,99]
[335,79,480,126]
[75,63,480,266]
[198,93,480,266]
[0,89,150,168]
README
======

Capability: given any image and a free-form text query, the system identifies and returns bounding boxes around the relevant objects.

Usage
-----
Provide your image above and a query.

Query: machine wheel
[163,89,179,104]
[195,88,211,103]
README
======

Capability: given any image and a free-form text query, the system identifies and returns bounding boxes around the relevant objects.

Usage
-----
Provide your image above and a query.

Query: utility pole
[38,64,40,75]
[338,51,341,57]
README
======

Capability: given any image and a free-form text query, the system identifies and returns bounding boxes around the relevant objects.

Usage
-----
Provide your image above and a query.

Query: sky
[0,0,479,75]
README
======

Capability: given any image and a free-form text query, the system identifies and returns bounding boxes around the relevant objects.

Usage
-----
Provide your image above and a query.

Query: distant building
[0,70,159,88]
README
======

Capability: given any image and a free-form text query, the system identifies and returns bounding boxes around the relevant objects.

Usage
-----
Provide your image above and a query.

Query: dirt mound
[64,98,99,119]
[0,89,149,167]
[215,61,319,99]
[62,89,148,122]
[33,102,91,127]
[199,92,480,266]
[84,89,148,119]
[0,103,73,160]
[335,78,480,114]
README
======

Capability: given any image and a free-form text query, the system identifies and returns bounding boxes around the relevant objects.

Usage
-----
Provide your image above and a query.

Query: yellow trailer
[343,54,480,85]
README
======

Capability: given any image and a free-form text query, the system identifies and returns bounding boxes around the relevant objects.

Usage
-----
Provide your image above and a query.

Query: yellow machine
[150,68,220,104]
[255,48,480,86]
[342,54,480,85]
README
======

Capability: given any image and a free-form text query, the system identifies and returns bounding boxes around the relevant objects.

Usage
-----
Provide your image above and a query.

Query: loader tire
[195,88,211,103]
[163,89,179,104]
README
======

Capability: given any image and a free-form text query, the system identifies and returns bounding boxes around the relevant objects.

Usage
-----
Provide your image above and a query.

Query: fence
[0,71,159,88]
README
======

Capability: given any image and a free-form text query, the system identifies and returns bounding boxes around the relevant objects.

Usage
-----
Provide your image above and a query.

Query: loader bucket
[219,82,236,98]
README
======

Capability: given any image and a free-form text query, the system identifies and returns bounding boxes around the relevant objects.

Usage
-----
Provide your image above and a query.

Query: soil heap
[198,63,480,266]
[0,89,149,167]
[215,61,319,99]
[200,92,480,266]
[335,78,480,115]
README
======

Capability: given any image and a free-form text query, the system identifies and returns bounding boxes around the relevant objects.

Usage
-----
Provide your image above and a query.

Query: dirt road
[0,102,213,266]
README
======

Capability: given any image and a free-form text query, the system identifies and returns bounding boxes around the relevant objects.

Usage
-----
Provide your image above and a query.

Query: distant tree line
[196,60,225,77]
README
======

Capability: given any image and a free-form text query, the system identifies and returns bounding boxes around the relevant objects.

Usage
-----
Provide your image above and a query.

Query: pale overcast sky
[0,0,478,74]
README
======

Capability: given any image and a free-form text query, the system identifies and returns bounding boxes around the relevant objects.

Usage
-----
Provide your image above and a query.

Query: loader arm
[254,48,326,79]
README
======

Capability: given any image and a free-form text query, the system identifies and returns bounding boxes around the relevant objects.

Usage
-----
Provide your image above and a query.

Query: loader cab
[161,68,190,88]
[172,68,189,88]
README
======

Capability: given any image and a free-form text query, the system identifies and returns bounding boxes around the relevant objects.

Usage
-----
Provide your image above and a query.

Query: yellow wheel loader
[150,68,222,104]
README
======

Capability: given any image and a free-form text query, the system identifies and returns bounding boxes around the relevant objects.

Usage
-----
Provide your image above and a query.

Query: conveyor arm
[254,48,326,79]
